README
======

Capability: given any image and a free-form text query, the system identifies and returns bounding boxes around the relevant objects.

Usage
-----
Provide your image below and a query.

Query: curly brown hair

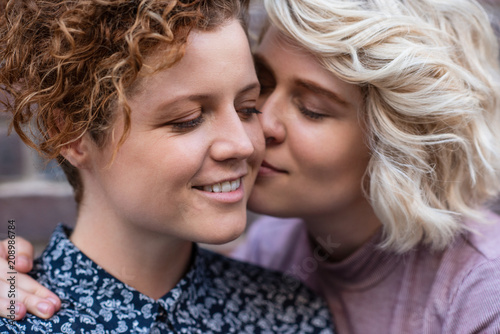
[0,0,249,203]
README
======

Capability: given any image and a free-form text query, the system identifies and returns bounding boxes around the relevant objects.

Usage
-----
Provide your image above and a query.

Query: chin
[194,215,247,245]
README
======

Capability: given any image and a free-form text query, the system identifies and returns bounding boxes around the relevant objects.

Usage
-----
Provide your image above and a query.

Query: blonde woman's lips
[258,160,288,176]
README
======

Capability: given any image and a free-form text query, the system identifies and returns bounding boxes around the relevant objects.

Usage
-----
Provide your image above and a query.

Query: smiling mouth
[195,178,241,193]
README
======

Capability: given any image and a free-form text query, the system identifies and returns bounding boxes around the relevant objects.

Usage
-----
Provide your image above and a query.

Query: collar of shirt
[36,224,212,330]
[15,224,335,333]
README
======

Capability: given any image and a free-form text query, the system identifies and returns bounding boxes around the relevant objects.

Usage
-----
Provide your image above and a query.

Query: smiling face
[247,27,372,224]
[81,20,264,244]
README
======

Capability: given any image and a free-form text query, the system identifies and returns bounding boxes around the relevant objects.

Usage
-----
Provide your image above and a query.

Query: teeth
[221,181,231,192]
[202,178,241,193]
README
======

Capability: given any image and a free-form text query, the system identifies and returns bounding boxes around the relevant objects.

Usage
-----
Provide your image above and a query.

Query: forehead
[255,27,327,76]
[118,19,259,127]
[255,26,363,110]
[133,19,255,95]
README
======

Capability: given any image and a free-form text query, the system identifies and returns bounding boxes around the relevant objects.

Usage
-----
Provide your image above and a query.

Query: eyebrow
[295,79,349,107]
[156,81,261,113]
[254,52,349,107]
[185,82,260,101]
[237,82,261,96]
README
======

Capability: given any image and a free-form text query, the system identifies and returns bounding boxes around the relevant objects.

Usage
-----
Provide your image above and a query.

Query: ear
[59,135,94,170]
[50,109,94,170]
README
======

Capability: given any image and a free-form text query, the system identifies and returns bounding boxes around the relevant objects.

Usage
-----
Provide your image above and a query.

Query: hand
[0,237,60,319]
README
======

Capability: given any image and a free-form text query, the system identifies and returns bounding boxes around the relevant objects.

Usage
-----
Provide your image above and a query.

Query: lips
[193,176,246,204]
[202,178,241,193]
[259,160,287,175]
[193,177,243,193]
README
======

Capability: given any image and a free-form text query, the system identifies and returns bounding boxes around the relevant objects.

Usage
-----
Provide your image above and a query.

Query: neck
[71,202,193,300]
[303,199,382,262]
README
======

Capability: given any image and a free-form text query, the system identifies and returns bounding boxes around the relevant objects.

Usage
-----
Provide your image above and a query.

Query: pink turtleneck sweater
[232,212,500,334]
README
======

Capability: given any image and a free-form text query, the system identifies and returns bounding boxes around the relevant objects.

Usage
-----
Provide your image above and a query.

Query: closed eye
[299,105,326,120]
[171,115,205,130]
[237,107,262,121]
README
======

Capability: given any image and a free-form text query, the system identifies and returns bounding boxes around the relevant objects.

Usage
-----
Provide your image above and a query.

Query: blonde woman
[234,0,500,332]
[3,0,500,332]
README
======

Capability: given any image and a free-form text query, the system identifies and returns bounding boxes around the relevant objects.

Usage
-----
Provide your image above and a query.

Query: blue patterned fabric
[0,225,334,333]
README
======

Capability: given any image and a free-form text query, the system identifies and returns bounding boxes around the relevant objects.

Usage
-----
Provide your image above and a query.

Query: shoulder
[0,307,94,333]
[463,210,500,260]
[232,216,308,270]
[198,248,335,333]
[0,288,107,333]
[0,319,27,334]
[441,256,500,332]
[438,211,500,332]
[446,211,500,283]
[1,225,127,333]
[203,246,311,295]
[437,211,500,283]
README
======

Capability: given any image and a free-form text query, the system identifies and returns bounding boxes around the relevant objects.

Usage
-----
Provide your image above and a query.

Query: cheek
[104,141,206,221]
[111,135,204,192]
[290,123,369,185]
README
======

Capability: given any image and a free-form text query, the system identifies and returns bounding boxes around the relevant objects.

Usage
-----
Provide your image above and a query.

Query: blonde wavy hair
[264,0,500,252]
[0,0,248,203]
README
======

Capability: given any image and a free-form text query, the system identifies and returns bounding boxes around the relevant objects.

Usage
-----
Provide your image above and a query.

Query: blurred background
[1,0,500,257]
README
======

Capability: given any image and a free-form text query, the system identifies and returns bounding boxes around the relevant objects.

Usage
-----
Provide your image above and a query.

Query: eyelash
[171,107,261,130]
[172,115,205,130]
[299,105,325,120]
[238,107,262,120]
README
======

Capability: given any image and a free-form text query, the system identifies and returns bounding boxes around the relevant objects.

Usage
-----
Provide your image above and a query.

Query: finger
[16,274,61,311]
[0,237,34,273]
[0,240,6,260]
[0,275,60,319]
[14,237,34,273]
[11,274,61,312]
[24,295,57,319]
[0,298,26,321]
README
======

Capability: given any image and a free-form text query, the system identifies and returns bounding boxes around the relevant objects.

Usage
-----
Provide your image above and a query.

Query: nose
[210,107,256,162]
[258,92,286,146]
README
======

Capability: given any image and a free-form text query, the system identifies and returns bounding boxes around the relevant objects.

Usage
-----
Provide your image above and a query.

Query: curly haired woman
[0,0,333,332]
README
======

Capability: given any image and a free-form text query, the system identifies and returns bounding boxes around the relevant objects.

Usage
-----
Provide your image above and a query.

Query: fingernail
[46,297,59,306]
[18,255,30,268]
[14,303,21,313]
[37,302,51,314]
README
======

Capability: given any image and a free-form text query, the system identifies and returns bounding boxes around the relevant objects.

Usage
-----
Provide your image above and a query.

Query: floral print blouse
[0,225,334,333]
